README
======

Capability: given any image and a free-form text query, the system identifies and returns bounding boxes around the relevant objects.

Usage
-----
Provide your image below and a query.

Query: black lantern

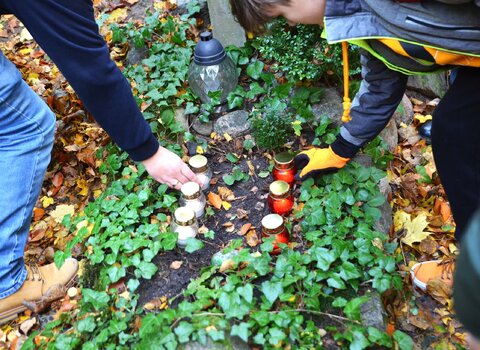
[188,31,238,103]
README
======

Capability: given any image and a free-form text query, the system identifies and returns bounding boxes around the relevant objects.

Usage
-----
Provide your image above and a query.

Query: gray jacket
[324,0,406,147]
[324,0,480,147]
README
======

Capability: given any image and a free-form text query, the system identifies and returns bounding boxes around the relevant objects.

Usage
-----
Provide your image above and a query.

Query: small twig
[190,309,360,325]
[400,240,408,266]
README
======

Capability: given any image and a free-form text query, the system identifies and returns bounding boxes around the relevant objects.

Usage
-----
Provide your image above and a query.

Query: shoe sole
[0,274,77,325]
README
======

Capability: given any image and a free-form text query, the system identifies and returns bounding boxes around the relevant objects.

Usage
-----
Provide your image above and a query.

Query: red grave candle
[261,214,290,255]
[268,180,294,216]
[272,152,296,187]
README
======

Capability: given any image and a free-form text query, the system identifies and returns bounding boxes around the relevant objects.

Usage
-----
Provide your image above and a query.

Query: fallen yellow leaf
[400,213,432,247]
[41,196,54,208]
[50,204,75,224]
[414,113,432,124]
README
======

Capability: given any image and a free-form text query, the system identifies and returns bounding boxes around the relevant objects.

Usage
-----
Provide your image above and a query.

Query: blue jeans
[0,51,55,298]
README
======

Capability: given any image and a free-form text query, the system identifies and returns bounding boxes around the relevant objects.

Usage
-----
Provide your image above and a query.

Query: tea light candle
[261,213,289,254]
[188,155,212,191]
[171,207,198,248]
[268,180,294,216]
[179,181,206,218]
[273,152,296,187]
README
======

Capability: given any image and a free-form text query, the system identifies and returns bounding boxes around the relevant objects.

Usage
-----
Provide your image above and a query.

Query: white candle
[180,182,206,218]
[189,155,212,191]
[171,207,198,248]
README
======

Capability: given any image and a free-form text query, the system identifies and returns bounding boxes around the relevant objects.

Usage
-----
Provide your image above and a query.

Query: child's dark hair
[229,0,290,34]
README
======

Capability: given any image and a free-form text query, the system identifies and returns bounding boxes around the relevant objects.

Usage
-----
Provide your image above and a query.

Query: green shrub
[252,110,292,150]
[252,19,361,82]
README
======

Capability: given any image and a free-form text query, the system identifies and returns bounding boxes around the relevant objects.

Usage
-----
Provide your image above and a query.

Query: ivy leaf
[237,284,254,303]
[350,330,370,350]
[268,328,286,346]
[226,153,239,163]
[82,289,110,310]
[393,330,413,350]
[243,139,255,151]
[174,321,194,343]
[327,274,346,290]
[231,322,249,342]
[185,238,204,253]
[107,265,126,283]
[228,94,244,109]
[261,281,283,304]
[246,60,264,80]
[312,247,336,271]
[76,316,96,333]
[367,193,385,207]
[223,174,235,186]
[344,296,369,320]
[138,261,158,279]
[258,171,270,178]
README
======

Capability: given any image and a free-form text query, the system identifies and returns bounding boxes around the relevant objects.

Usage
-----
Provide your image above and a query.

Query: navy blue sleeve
[1,0,159,161]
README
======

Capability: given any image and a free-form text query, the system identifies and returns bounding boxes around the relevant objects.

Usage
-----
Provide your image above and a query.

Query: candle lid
[174,207,196,226]
[189,155,208,173]
[274,152,294,165]
[261,214,284,230]
[181,182,201,199]
[269,180,290,197]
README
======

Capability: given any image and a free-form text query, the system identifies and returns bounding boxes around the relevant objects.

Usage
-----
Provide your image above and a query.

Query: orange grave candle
[261,213,289,254]
[272,152,296,187]
[268,180,294,216]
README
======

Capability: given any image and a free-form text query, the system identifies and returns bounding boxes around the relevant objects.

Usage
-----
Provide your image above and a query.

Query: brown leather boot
[0,258,78,324]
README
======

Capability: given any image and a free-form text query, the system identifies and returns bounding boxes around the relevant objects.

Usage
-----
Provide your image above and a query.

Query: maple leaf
[50,204,75,224]
[397,212,432,247]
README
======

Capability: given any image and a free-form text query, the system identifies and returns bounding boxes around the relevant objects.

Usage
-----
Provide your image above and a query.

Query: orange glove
[294,146,350,181]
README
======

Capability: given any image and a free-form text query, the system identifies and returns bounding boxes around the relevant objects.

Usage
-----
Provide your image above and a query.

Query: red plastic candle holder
[272,152,296,187]
[261,214,289,255]
[268,180,294,216]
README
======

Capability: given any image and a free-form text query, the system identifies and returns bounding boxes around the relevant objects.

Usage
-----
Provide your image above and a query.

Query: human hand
[141,146,201,190]
[294,146,350,181]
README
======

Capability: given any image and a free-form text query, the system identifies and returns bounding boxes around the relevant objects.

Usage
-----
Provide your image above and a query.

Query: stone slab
[206,0,246,48]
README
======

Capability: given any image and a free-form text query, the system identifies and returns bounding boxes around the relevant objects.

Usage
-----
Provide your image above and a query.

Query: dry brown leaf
[236,208,249,219]
[427,279,452,307]
[29,228,45,243]
[32,207,45,221]
[208,192,222,209]
[246,229,259,247]
[218,186,235,201]
[419,238,438,255]
[408,313,431,330]
[239,223,252,236]
[247,160,255,176]
[219,259,235,273]
[198,225,209,234]
[440,201,452,222]
[143,296,168,311]
[52,172,64,187]
[19,317,36,335]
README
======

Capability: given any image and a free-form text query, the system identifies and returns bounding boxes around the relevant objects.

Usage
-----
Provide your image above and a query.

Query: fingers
[180,165,202,185]
[294,153,310,171]
[168,179,183,191]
